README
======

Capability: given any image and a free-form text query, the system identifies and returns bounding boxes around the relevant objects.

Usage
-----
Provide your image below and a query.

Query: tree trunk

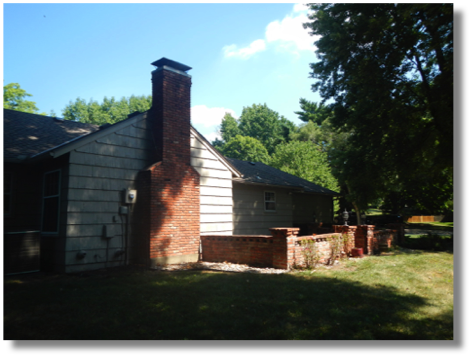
[346,182,362,225]
[352,201,361,225]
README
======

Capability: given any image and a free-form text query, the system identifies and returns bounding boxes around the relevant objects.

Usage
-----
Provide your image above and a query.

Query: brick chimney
[150,58,192,163]
[138,58,201,268]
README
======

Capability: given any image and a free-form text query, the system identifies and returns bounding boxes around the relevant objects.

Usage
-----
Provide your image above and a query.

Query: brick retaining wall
[200,224,403,270]
[201,235,273,268]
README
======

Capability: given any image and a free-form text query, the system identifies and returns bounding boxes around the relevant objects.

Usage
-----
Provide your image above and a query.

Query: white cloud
[191,105,237,127]
[223,39,266,60]
[265,12,314,52]
[222,4,316,60]
[293,3,308,13]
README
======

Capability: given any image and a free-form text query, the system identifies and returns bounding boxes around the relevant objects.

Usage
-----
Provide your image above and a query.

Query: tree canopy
[214,104,296,157]
[3,83,45,115]
[218,135,271,164]
[294,98,332,125]
[237,104,296,155]
[304,3,453,216]
[270,141,339,193]
[62,95,152,125]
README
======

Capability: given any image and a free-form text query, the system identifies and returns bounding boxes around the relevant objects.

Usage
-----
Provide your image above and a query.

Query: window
[42,170,61,234]
[264,191,276,212]
[4,172,12,215]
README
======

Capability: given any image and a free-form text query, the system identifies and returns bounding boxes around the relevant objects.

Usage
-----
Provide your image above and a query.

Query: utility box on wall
[124,189,137,204]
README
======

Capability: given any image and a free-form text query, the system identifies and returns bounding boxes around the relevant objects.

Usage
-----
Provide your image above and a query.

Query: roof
[3,109,336,197]
[226,157,339,196]
[3,109,100,162]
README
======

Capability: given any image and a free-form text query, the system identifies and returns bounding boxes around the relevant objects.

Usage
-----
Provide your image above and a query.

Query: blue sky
[3,2,322,141]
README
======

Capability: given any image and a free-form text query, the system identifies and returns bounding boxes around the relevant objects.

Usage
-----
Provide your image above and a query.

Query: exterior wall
[292,193,334,225]
[4,231,41,275]
[64,116,154,273]
[190,133,233,235]
[3,163,43,233]
[4,157,70,273]
[232,182,293,235]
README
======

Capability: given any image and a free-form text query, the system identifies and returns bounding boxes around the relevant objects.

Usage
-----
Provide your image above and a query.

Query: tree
[270,141,339,193]
[304,3,453,217]
[219,113,241,143]
[62,95,152,125]
[294,98,332,125]
[238,104,296,155]
[218,135,270,164]
[213,103,297,159]
[292,100,340,156]
[3,83,45,114]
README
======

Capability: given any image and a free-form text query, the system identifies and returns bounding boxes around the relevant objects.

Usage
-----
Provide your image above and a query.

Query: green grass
[4,250,453,340]
[405,221,454,231]
[365,208,383,215]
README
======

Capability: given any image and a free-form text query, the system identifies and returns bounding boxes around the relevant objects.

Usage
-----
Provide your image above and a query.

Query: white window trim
[41,169,61,235]
[264,191,276,212]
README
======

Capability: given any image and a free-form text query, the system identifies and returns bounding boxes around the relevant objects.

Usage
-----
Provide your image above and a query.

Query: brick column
[365,225,376,254]
[270,228,300,269]
[354,226,367,250]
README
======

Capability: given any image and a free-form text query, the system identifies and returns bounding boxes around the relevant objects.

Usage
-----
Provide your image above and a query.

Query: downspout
[118,213,123,266]
[119,206,130,266]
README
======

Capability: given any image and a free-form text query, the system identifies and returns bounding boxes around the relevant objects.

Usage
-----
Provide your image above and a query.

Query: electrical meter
[124,189,137,204]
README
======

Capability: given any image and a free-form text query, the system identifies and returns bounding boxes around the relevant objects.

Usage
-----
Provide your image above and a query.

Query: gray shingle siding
[64,117,154,272]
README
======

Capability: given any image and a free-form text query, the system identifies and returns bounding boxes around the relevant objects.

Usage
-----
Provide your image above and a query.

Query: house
[3,58,338,274]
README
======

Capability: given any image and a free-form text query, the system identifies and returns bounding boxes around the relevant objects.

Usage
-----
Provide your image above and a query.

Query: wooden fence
[406,215,445,223]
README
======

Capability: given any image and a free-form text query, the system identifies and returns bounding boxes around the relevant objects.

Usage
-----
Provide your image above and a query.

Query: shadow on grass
[402,235,454,253]
[4,268,453,340]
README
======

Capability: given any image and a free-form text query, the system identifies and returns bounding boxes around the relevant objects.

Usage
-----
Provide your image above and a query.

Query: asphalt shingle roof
[3,109,100,161]
[226,157,339,196]
[3,110,337,197]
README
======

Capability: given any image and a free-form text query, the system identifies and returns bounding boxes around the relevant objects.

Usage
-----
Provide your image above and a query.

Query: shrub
[300,238,322,269]
[328,234,350,265]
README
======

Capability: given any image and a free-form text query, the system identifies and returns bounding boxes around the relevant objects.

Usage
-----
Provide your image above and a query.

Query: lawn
[405,221,454,231]
[4,249,453,340]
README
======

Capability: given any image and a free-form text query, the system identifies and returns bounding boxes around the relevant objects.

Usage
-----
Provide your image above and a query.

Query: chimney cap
[151,58,192,73]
